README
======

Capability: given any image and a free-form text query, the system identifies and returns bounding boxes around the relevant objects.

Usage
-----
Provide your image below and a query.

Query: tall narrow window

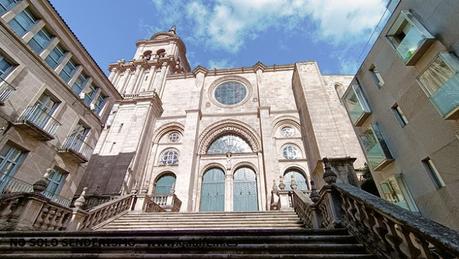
[391,103,408,127]
[45,45,65,69]
[0,54,15,80]
[342,82,371,126]
[44,168,67,198]
[94,93,107,114]
[28,28,52,54]
[369,65,384,87]
[422,158,445,189]
[0,143,26,192]
[0,0,19,15]
[8,9,37,37]
[72,73,88,95]
[59,59,77,83]
[84,85,98,106]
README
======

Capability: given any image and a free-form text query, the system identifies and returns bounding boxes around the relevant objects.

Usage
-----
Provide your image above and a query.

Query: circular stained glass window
[282,145,300,160]
[281,126,295,137]
[160,149,179,165]
[214,81,247,105]
[169,132,180,143]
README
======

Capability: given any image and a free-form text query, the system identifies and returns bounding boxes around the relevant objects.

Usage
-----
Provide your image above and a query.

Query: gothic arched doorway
[154,173,176,195]
[200,168,225,212]
[233,167,258,211]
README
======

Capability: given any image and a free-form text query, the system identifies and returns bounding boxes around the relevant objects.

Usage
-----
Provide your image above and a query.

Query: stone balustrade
[76,190,136,230]
[144,196,165,212]
[151,193,182,212]
[0,193,72,231]
[289,157,459,258]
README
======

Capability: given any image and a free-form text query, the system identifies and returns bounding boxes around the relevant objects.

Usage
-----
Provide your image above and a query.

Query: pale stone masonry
[0,0,120,204]
[341,0,459,229]
[79,28,366,212]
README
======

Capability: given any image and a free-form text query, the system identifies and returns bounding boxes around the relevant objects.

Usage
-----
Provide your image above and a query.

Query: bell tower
[107,26,191,97]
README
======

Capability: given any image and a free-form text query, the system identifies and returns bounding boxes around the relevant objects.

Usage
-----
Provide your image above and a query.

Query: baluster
[395,224,421,258]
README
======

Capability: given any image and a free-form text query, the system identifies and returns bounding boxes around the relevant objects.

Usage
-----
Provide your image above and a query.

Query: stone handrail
[334,183,459,258]
[171,194,182,212]
[144,196,165,212]
[78,194,135,230]
[291,158,459,258]
[0,193,72,231]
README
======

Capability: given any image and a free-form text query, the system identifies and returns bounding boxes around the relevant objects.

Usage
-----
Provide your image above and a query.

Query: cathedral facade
[79,28,366,212]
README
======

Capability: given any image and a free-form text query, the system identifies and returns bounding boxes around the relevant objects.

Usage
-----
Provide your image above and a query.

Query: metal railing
[61,135,94,161]
[18,105,61,137]
[0,80,15,103]
[0,175,71,207]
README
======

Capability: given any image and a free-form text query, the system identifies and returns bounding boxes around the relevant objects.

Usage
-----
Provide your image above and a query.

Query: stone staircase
[97,211,305,231]
[0,211,376,258]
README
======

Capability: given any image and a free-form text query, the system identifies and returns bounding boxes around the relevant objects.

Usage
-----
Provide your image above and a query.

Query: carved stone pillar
[327,157,359,186]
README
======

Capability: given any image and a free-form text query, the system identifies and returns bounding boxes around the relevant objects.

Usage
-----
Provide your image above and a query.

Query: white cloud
[149,0,387,52]
[208,59,234,69]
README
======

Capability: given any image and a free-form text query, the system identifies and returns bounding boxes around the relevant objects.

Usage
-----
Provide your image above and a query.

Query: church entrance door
[233,167,258,211]
[200,168,225,211]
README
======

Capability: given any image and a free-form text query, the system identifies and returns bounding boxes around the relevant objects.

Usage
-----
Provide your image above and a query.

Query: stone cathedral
[78,27,366,212]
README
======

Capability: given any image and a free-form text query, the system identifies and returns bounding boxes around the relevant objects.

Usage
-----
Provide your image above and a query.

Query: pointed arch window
[207,134,252,154]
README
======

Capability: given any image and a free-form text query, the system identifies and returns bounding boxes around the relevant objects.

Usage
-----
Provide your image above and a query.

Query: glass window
[28,28,52,54]
[159,148,178,165]
[359,123,393,170]
[343,83,371,126]
[369,65,384,87]
[418,52,459,119]
[214,81,247,105]
[45,45,65,69]
[94,93,106,114]
[0,143,26,192]
[154,174,176,195]
[168,132,180,143]
[387,10,434,65]
[72,73,88,95]
[44,168,66,197]
[207,134,252,154]
[59,59,77,83]
[84,85,98,106]
[0,54,15,80]
[391,103,408,127]
[282,144,300,160]
[422,158,445,189]
[0,0,19,15]
[280,126,294,137]
[284,170,309,191]
[8,9,36,37]
[379,175,418,212]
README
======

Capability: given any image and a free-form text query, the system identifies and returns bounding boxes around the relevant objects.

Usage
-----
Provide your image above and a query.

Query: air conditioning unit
[90,103,95,110]
[79,92,85,99]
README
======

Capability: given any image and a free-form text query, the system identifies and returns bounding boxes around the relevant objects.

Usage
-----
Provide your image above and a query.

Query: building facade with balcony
[0,0,121,205]
[341,0,459,229]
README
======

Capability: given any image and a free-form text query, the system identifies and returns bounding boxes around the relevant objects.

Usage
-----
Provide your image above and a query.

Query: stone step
[0,253,377,258]
[110,218,302,223]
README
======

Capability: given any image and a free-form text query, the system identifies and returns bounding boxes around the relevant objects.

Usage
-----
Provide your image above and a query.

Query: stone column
[225,172,233,212]
[327,157,359,186]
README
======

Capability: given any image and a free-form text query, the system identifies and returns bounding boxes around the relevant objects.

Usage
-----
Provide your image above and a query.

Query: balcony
[15,105,61,140]
[58,136,93,163]
[342,83,371,126]
[418,52,459,120]
[0,175,71,207]
[151,193,182,212]
[387,10,434,66]
[0,81,15,105]
[359,124,393,170]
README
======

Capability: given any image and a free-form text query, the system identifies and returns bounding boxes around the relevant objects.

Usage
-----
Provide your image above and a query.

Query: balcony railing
[0,175,71,207]
[0,80,15,104]
[359,124,393,170]
[59,135,93,163]
[17,105,61,140]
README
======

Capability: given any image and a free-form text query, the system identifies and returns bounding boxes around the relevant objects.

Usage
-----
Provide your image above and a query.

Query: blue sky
[49,0,390,75]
